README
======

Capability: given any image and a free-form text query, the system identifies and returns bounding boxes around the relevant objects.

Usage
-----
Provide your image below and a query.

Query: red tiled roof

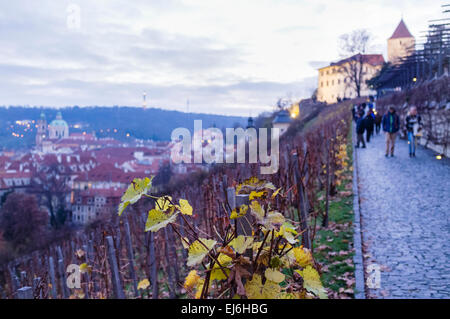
[389,19,413,39]
[0,171,32,179]
[330,54,385,67]
[74,163,145,183]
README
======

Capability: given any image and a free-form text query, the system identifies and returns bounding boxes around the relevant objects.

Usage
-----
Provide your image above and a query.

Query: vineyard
[0,102,353,299]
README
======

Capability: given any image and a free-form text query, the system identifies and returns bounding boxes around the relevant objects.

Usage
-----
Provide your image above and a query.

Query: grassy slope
[312,126,356,299]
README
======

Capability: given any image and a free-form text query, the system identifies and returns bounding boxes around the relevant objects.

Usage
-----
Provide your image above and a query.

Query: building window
[332,80,334,85]
[321,82,323,87]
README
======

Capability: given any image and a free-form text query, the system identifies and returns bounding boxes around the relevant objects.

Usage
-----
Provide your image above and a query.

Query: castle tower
[388,19,415,64]
[36,112,47,146]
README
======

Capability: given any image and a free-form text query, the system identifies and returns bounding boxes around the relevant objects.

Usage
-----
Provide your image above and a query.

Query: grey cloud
[0,0,316,116]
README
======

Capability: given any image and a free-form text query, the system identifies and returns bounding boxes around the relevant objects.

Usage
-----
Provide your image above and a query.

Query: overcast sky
[0,0,444,116]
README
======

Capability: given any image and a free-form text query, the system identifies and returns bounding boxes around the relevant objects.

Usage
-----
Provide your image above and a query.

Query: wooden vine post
[323,139,330,228]
[106,236,125,299]
[292,152,311,249]
[123,219,139,297]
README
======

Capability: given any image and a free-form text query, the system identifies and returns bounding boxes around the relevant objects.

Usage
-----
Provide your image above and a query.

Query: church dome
[50,111,68,128]
[48,111,69,139]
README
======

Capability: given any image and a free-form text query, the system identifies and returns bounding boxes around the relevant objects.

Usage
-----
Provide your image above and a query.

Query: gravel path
[356,131,450,299]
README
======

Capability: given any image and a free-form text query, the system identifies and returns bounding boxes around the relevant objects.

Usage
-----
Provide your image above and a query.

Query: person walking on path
[356,110,366,148]
[382,106,400,157]
[405,106,423,158]
[364,109,375,142]
[352,104,358,122]
[374,111,382,134]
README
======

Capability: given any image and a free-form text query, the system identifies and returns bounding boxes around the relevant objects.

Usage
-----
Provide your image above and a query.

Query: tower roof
[273,110,291,124]
[389,19,413,39]
[50,111,68,127]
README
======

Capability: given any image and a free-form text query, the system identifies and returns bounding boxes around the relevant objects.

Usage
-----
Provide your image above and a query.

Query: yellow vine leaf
[293,246,313,267]
[276,222,298,244]
[229,235,253,254]
[296,266,328,299]
[195,279,205,299]
[184,270,200,290]
[145,209,178,232]
[249,190,265,200]
[265,268,285,283]
[230,204,248,219]
[271,187,282,199]
[210,254,232,281]
[245,274,281,299]
[181,237,190,249]
[280,292,304,299]
[118,177,153,216]
[236,177,276,194]
[137,278,150,290]
[178,199,193,215]
[250,200,264,220]
[263,182,276,190]
[156,196,173,212]
[187,239,217,267]
[262,211,285,230]
[79,263,91,274]
[252,241,263,252]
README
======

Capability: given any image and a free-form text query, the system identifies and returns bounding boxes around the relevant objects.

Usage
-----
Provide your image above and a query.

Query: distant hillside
[0,106,247,150]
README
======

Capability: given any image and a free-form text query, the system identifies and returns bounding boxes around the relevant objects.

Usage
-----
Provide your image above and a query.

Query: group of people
[352,101,382,148]
[353,99,423,158]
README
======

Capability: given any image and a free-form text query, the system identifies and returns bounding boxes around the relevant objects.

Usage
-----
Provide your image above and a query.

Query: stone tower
[36,112,47,146]
[388,19,415,64]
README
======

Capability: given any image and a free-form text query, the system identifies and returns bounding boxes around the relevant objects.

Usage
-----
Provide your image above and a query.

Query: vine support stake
[106,236,125,299]
[56,246,69,298]
[48,256,57,299]
[323,139,330,228]
[293,152,311,249]
[81,244,91,299]
[124,219,139,297]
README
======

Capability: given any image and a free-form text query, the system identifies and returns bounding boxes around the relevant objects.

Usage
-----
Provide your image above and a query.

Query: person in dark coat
[358,103,366,114]
[364,109,375,142]
[352,104,357,122]
[382,106,400,157]
[355,110,366,148]
[374,111,382,134]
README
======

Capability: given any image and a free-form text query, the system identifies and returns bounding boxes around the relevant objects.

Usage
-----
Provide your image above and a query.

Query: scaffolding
[371,5,450,96]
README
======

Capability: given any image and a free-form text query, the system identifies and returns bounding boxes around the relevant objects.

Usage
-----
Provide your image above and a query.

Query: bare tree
[30,163,71,229]
[0,193,49,255]
[276,97,290,110]
[338,29,372,98]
